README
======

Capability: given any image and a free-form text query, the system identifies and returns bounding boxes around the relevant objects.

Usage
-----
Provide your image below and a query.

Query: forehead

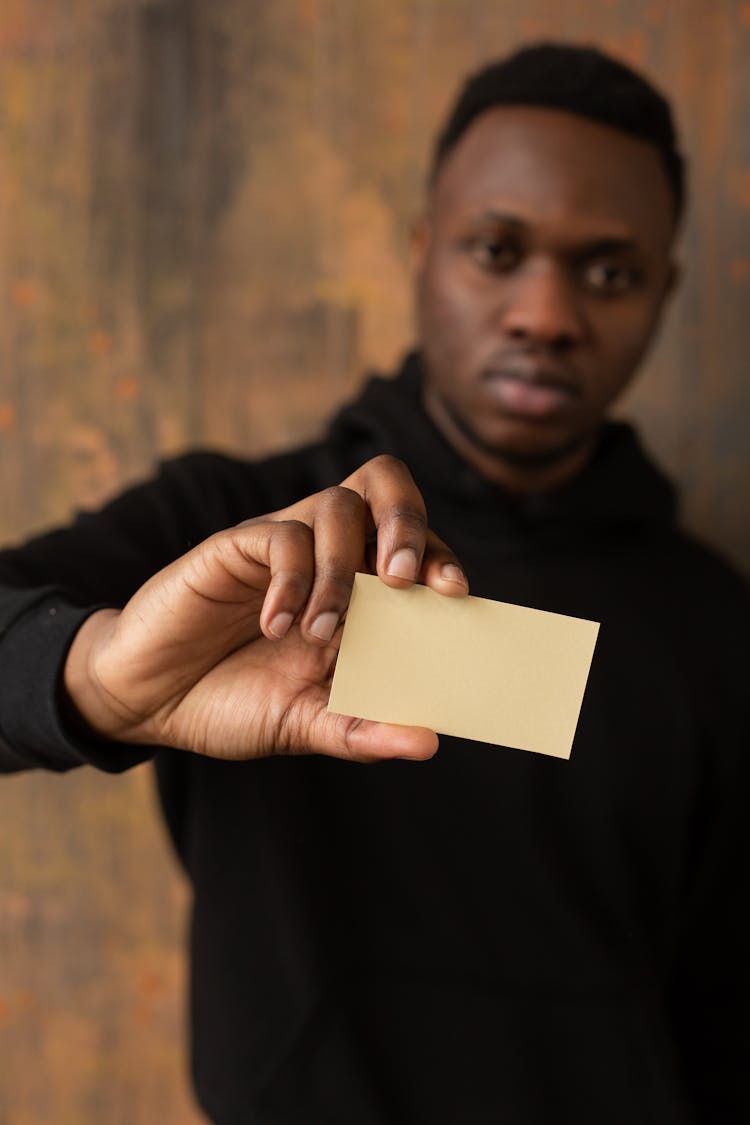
[431,106,676,248]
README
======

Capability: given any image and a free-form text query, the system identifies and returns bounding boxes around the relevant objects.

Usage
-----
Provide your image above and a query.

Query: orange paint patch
[610,30,646,66]
[138,969,165,998]
[730,257,750,283]
[740,4,750,29]
[115,374,140,401]
[88,330,113,357]
[730,168,750,209]
[0,15,31,53]
[519,18,546,38]
[384,108,406,134]
[0,402,16,431]
[644,1,666,25]
[11,279,38,308]
[297,0,319,29]
[15,988,36,1012]
[132,1000,155,1028]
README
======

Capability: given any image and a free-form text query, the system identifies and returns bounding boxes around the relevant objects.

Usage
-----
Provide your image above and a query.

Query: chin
[488,441,580,470]
[432,391,596,474]
[475,421,590,469]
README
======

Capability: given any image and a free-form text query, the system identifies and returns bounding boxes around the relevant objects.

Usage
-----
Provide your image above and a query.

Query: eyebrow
[472,210,642,256]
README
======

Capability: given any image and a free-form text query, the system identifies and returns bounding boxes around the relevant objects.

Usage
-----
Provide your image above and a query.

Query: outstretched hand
[64,456,468,764]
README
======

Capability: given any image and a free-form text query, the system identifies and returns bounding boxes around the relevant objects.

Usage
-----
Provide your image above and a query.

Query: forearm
[62,608,128,741]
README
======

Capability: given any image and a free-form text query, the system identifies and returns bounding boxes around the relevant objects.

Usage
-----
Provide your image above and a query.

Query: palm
[167,626,342,761]
[92,532,360,760]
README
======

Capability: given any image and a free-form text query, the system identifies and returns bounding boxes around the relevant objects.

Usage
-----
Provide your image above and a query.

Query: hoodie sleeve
[0,588,154,773]
[0,452,261,775]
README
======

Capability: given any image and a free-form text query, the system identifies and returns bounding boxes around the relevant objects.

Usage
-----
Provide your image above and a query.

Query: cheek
[593,304,663,388]
[418,260,486,356]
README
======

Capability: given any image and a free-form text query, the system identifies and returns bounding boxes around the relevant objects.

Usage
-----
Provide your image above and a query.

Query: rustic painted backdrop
[1,2,748,1122]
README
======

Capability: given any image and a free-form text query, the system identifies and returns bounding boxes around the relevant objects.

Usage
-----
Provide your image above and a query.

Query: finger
[343,719,439,763]
[243,453,468,598]
[304,708,439,764]
[339,454,429,588]
[267,671,439,763]
[364,528,468,595]
[420,528,469,596]
[297,487,368,644]
[253,520,316,640]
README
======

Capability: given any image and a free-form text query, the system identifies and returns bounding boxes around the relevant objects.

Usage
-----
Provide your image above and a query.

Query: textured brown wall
[1,2,748,1121]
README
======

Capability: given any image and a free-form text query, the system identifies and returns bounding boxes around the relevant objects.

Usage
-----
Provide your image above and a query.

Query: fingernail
[310,611,339,642]
[387,548,419,581]
[269,611,294,639]
[441,563,467,586]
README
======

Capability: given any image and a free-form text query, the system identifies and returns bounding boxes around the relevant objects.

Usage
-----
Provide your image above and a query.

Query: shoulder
[641,526,750,717]
[652,524,750,619]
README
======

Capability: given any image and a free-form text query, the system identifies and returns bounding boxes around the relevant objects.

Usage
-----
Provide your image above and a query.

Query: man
[0,43,747,1124]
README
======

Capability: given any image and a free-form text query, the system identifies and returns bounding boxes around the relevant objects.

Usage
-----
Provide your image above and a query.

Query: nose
[500,259,585,352]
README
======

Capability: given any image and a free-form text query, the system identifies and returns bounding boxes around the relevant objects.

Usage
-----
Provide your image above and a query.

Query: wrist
[62,609,127,741]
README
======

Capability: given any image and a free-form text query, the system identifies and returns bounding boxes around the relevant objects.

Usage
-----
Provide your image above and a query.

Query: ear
[409,213,432,277]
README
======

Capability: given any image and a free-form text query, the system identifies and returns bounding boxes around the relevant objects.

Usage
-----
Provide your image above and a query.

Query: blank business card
[328,572,600,759]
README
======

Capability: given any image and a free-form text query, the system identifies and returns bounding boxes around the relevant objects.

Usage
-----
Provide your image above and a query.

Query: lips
[482,366,579,419]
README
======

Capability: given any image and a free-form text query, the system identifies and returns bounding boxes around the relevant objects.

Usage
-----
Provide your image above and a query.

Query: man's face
[413,106,678,489]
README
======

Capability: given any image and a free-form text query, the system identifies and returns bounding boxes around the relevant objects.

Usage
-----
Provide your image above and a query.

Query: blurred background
[0,1,748,1121]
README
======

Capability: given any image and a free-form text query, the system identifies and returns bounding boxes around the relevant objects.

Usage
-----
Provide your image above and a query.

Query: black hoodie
[0,354,748,1124]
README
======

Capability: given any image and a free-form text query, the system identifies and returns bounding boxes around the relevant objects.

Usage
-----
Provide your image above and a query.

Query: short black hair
[431,42,686,220]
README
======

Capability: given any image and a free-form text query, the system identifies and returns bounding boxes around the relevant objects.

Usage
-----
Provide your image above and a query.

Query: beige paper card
[328,572,600,759]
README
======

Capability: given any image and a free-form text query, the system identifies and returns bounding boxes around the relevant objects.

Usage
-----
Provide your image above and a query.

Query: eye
[469,238,520,273]
[582,259,642,294]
